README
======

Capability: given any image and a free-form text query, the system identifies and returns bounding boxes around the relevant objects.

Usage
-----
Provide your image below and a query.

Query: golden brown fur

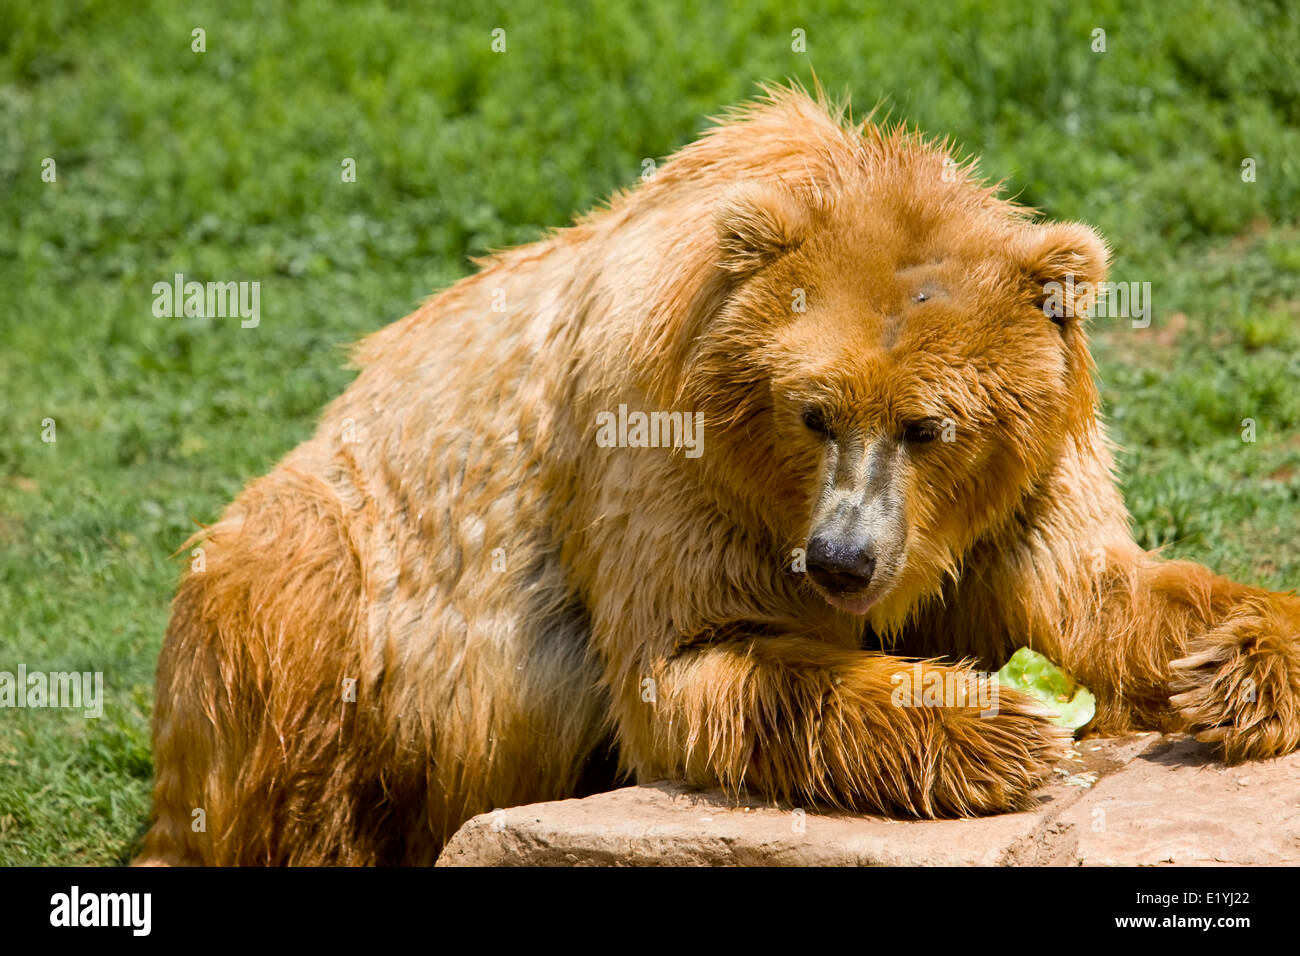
[138,86,1300,865]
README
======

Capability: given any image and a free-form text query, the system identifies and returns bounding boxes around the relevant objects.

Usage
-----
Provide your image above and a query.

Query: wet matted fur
[138,86,1300,865]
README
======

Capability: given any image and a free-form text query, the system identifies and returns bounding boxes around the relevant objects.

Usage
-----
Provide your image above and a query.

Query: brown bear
[137,85,1300,865]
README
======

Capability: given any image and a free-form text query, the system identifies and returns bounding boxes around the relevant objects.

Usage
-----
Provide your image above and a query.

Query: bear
[137,85,1300,865]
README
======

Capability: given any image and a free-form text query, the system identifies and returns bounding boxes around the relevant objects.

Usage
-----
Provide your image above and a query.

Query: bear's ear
[1017,221,1110,324]
[714,182,812,276]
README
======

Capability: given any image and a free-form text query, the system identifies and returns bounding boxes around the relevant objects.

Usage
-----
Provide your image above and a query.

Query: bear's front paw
[1170,595,1300,763]
[921,685,1071,817]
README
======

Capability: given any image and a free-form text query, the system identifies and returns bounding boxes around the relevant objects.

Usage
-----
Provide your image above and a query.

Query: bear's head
[668,110,1109,631]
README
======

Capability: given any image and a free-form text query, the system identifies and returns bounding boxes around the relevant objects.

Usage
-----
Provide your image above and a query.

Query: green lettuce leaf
[995,647,1096,731]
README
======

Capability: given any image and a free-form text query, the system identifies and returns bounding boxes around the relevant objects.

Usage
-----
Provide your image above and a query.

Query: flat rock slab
[1041,736,1300,866]
[437,734,1300,866]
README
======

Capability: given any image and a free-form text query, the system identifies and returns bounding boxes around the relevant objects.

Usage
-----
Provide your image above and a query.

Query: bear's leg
[1056,556,1300,764]
[137,470,423,865]
[613,636,1069,818]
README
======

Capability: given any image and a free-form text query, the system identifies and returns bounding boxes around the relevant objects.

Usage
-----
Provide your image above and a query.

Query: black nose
[806,534,876,594]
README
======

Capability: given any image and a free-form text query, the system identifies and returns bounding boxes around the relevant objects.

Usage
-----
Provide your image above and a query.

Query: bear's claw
[1169,597,1300,763]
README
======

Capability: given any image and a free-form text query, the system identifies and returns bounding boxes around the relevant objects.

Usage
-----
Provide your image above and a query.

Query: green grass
[2,0,1298,864]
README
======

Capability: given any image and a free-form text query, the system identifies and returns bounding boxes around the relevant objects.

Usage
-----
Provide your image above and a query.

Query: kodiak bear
[138,86,1300,865]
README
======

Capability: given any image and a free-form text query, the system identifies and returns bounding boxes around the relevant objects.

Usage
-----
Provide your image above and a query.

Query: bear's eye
[901,419,942,444]
[913,292,929,303]
[801,406,831,437]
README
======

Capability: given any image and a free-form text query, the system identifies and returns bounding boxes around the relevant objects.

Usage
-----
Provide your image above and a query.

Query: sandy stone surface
[438,733,1300,866]
[1039,735,1300,866]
